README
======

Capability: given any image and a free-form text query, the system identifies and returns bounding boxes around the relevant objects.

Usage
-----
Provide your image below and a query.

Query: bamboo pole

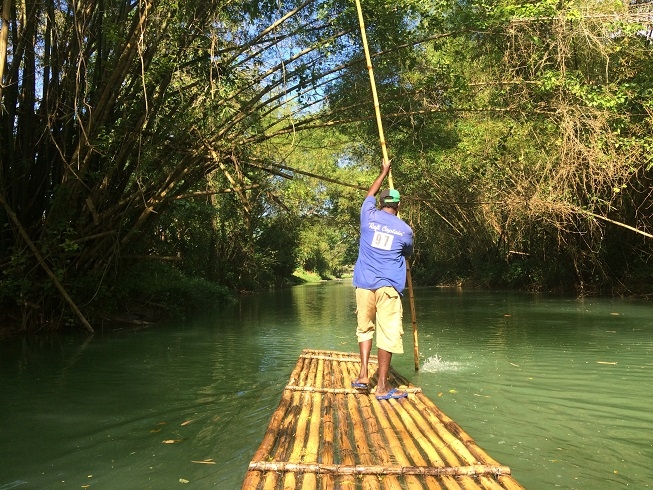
[320,358,335,490]
[284,357,318,489]
[264,375,303,489]
[375,397,428,469]
[247,357,305,462]
[406,261,419,371]
[497,475,527,490]
[302,358,324,488]
[356,383,403,489]
[301,350,380,363]
[285,384,421,395]
[333,360,357,488]
[346,381,381,489]
[353,0,390,176]
[241,356,306,490]
[244,351,523,489]
[353,0,419,370]
[477,476,509,490]
[247,461,513,478]
[401,400,462,468]
[370,393,426,488]
[393,400,448,468]
[413,393,497,466]
[0,0,11,105]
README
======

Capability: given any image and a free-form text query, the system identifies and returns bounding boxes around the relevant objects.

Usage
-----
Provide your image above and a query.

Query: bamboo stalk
[301,358,324,489]
[412,395,479,466]
[333,360,357,488]
[422,476,444,490]
[353,0,419,370]
[320,359,335,490]
[247,357,305,463]
[379,395,455,488]
[284,357,318,488]
[284,385,419,395]
[346,385,381,489]
[393,400,448,468]
[401,400,462,467]
[244,351,523,489]
[264,386,301,489]
[376,398,429,468]
[406,262,419,371]
[370,393,426,489]
[477,475,509,490]
[242,356,306,490]
[497,475,526,490]
[414,393,498,466]
[353,0,390,173]
[300,351,379,364]
[247,461,512,477]
[580,209,653,239]
[356,385,403,489]
[0,0,12,104]
[370,367,435,487]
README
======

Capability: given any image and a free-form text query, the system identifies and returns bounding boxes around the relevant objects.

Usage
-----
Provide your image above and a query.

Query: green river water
[1,281,652,489]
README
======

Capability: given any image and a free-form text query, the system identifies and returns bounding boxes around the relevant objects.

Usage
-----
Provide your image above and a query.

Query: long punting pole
[353,0,419,370]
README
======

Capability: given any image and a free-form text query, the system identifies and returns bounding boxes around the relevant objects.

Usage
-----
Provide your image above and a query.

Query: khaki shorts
[355,286,404,354]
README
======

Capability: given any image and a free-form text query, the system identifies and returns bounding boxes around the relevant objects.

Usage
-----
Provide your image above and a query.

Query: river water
[1,281,652,489]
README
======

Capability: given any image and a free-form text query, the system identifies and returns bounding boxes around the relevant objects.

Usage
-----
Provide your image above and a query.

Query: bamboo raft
[242,349,524,489]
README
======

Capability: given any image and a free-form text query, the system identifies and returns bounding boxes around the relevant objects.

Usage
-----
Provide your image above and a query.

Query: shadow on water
[1,282,652,489]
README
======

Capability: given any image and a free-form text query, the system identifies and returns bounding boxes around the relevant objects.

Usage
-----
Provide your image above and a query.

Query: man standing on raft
[352,159,413,400]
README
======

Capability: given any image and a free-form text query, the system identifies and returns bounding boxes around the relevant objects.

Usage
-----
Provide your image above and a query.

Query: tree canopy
[1,0,652,333]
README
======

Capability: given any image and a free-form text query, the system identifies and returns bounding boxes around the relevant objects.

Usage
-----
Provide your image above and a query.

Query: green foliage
[291,268,326,284]
[0,250,34,306]
[2,0,653,337]
[112,261,234,321]
[253,214,303,286]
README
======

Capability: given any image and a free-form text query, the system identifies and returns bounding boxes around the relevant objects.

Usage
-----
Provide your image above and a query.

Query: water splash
[420,354,464,373]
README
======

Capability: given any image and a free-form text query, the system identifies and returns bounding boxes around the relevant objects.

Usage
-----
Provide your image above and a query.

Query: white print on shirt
[372,230,394,250]
[368,222,405,236]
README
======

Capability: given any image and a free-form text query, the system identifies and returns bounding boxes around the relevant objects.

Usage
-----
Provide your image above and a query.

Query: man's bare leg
[375,348,407,399]
[355,339,373,385]
[374,348,393,396]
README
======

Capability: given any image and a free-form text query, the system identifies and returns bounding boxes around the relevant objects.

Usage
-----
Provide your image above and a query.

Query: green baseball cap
[379,188,401,204]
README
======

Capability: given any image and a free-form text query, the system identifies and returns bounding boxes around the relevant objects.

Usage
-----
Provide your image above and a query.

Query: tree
[0,0,433,331]
[326,0,653,292]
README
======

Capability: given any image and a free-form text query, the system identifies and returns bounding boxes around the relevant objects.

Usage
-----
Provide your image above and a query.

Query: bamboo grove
[1,0,652,333]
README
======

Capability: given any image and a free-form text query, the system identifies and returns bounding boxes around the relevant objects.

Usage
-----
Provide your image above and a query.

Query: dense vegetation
[1,0,652,334]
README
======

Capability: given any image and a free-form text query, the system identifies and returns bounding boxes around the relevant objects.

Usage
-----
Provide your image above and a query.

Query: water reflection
[1,282,652,489]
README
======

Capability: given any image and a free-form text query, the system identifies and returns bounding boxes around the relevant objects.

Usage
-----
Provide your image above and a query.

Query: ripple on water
[0,482,28,490]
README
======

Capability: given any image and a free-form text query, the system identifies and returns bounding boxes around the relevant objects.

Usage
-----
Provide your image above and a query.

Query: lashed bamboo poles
[241,356,306,489]
[369,385,436,489]
[283,356,317,489]
[351,372,404,489]
[353,0,420,371]
[346,379,381,489]
[247,461,513,478]
[333,359,357,489]
[320,358,335,490]
[243,350,524,489]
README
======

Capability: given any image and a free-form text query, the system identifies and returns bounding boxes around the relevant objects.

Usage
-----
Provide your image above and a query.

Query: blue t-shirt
[352,196,413,294]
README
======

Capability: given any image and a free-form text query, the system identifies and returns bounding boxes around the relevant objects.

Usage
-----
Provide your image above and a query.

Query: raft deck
[243,349,524,489]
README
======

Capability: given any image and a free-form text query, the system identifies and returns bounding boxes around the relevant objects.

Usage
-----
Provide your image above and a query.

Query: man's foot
[351,377,369,390]
[375,387,408,400]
